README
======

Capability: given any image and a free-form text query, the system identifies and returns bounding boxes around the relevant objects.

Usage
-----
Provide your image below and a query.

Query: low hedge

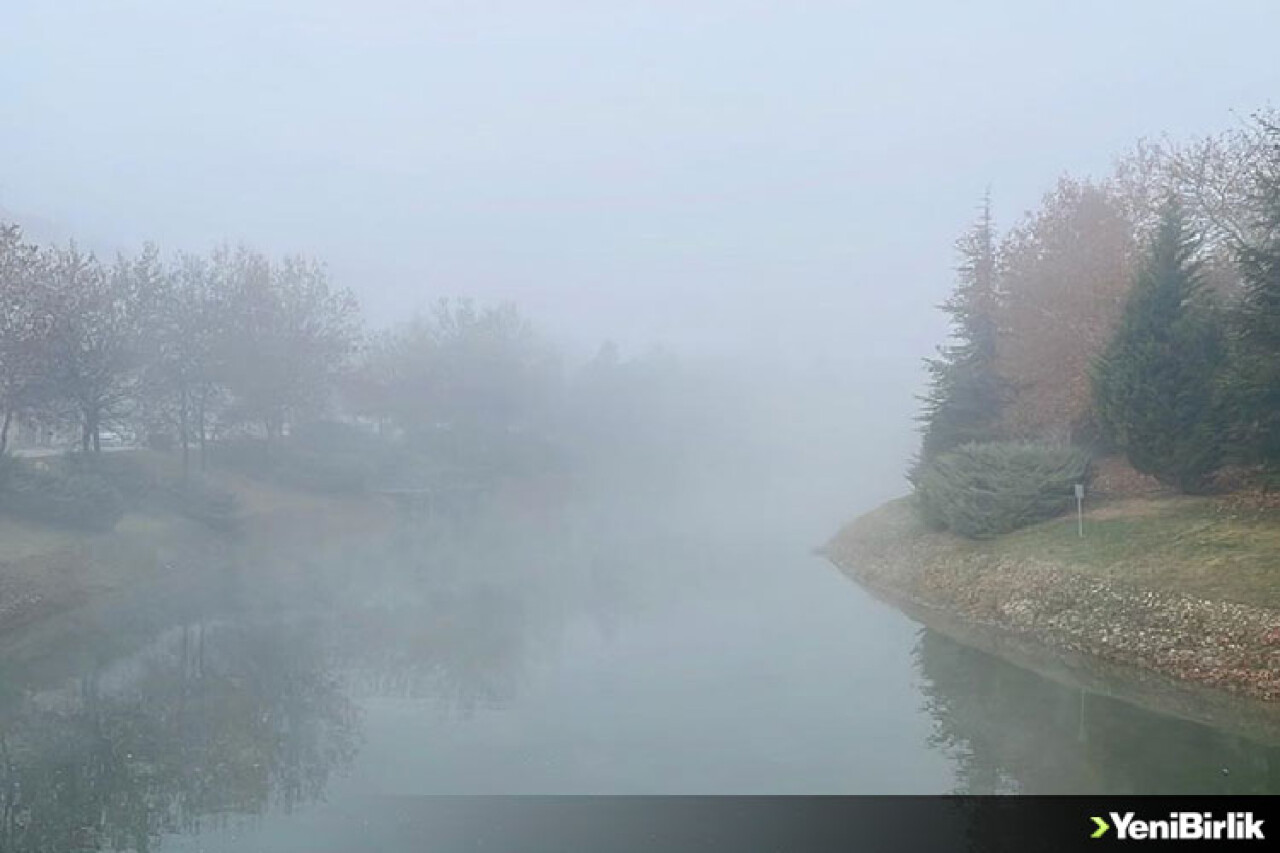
[913,442,1092,539]
[0,455,125,531]
[64,452,157,508]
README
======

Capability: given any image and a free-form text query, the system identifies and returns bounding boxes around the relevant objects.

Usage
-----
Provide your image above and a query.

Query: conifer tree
[1093,199,1225,492]
[1229,120,1280,478]
[917,194,1005,461]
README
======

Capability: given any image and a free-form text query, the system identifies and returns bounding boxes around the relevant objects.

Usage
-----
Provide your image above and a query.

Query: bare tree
[0,224,52,452]
[44,243,147,452]
[217,247,360,442]
[1162,109,1280,256]
[139,252,230,475]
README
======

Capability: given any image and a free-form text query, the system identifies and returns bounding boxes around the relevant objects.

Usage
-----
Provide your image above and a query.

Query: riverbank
[822,496,1280,708]
[0,453,393,638]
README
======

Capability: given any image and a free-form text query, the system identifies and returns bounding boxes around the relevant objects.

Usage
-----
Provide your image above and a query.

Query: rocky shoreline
[821,498,1280,722]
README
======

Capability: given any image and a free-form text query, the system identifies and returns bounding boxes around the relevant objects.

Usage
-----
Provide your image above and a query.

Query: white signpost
[1074,483,1085,538]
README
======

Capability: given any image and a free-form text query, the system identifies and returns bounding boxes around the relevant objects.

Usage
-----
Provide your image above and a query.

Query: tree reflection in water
[0,619,359,853]
[913,628,1280,794]
[317,496,636,716]
[331,581,532,714]
[0,494,640,850]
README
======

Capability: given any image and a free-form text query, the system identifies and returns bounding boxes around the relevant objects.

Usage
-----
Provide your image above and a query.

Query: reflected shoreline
[837,561,1280,748]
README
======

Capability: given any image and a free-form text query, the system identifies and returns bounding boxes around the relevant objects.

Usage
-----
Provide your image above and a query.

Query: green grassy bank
[823,495,1280,704]
[970,496,1280,609]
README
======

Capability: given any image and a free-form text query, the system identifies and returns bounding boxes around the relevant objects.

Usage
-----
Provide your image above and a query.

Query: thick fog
[4,2,1276,350]
[6,2,1278,511]
[1,1,1277,524]
[6,8,1280,840]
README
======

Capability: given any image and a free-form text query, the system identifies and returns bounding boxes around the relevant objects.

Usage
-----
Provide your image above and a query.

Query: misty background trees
[916,110,1280,535]
[0,224,47,454]
[0,237,361,460]
[9,104,1280,540]
[0,217,749,532]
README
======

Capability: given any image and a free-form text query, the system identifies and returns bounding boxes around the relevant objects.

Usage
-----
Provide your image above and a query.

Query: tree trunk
[0,410,11,455]
[179,388,190,481]
[181,423,191,479]
[198,398,207,472]
[83,407,100,453]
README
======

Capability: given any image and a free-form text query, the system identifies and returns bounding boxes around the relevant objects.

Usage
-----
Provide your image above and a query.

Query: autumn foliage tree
[995,177,1141,444]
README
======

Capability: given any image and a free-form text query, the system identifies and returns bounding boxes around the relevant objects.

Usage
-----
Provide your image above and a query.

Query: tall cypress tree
[917,194,1005,461]
[1093,198,1225,492]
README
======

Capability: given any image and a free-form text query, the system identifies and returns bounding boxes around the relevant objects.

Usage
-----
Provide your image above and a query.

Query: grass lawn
[0,515,95,562]
[974,496,1280,609]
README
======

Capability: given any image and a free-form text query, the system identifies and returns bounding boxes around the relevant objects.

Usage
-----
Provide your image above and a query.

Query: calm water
[1,484,1277,851]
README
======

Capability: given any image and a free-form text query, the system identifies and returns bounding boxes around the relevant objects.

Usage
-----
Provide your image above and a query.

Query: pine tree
[1229,120,1280,478]
[1092,198,1225,492]
[917,194,1005,461]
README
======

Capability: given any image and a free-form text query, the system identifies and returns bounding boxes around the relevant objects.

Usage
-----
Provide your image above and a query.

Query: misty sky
[3,0,1279,368]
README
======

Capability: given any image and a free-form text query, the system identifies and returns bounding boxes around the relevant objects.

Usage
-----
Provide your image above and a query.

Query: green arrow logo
[1091,816,1110,839]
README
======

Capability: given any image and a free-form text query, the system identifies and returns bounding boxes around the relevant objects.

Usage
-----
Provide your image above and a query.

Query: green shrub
[63,452,156,508]
[273,448,369,494]
[164,476,241,531]
[913,442,1092,539]
[211,439,370,494]
[290,419,379,454]
[0,458,125,531]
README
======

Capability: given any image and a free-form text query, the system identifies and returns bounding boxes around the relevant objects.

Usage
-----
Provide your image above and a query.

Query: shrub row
[0,452,242,532]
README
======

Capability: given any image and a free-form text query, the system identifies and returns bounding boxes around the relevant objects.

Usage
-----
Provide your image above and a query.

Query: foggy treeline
[915,109,1280,520]
[0,223,751,499]
[0,232,361,458]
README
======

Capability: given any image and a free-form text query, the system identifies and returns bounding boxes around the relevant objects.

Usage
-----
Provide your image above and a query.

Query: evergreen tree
[917,194,1005,461]
[1092,199,1225,492]
[1229,120,1280,478]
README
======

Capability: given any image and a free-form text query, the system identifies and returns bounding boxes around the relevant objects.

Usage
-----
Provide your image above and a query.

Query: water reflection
[317,501,635,715]
[0,619,358,853]
[914,628,1280,794]
[4,493,1280,850]
[0,496,637,850]
[332,582,531,712]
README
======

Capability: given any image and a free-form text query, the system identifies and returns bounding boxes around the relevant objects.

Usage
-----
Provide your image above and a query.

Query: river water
[1,481,1277,851]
